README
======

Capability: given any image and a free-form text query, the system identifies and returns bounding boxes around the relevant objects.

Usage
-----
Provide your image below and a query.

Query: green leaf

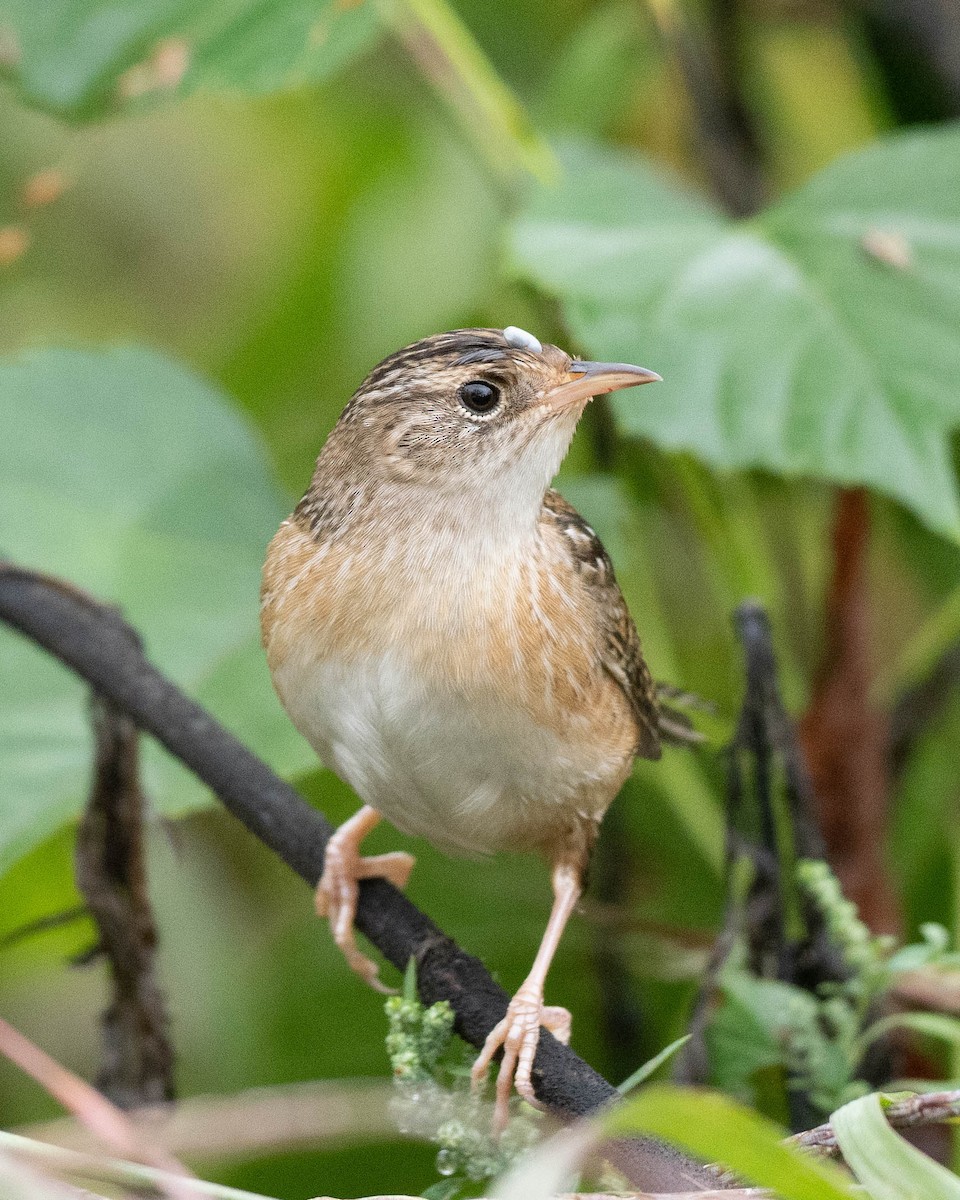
[403,957,418,1004]
[0,0,548,186]
[511,129,960,541]
[706,972,813,1100]
[421,1181,464,1200]
[617,1034,691,1094]
[832,1092,960,1199]
[535,1,657,138]
[605,1085,856,1200]
[0,0,379,118]
[0,346,313,876]
[861,1011,960,1053]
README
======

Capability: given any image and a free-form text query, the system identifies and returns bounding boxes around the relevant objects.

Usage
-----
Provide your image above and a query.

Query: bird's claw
[471,988,573,1133]
[316,839,415,995]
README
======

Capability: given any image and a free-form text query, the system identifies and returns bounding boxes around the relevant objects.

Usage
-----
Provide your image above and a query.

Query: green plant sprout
[709,859,960,1117]
[385,962,541,1196]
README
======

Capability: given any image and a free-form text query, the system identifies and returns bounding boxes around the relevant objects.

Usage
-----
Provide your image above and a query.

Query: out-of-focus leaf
[0,0,379,118]
[0,345,312,876]
[0,1131,279,1198]
[492,1121,597,1200]
[0,1148,79,1200]
[860,1011,960,1053]
[706,974,803,1100]
[832,1092,960,1199]
[708,965,857,1115]
[606,1086,856,1200]
[421,1181,463,1200]
[535,0,657,137]
[1,0,549,186]
[887,922,954,972]
[511,129,960,541]
[890,688,960,935]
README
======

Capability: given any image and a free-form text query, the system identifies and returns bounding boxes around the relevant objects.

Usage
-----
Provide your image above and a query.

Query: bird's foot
[470,986,572,1133]
[316,836,415,995]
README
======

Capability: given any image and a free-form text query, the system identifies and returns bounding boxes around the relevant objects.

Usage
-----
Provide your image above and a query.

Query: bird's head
[313,327,659,526]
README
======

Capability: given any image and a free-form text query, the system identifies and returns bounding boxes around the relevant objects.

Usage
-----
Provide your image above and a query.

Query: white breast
[272,649,609,856]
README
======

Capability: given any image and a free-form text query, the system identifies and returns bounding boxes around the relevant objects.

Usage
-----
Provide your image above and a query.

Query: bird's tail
[655,682,713,746]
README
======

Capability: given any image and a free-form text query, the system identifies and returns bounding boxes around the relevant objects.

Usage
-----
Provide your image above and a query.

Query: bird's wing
[541,489,661,760]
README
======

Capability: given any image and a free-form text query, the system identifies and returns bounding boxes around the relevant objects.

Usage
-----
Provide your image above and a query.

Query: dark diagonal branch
[0,562,717,1194]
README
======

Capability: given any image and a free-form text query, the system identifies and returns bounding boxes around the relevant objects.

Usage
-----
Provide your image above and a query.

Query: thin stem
[0,1018,193,1195]
[0,1132,269,1200]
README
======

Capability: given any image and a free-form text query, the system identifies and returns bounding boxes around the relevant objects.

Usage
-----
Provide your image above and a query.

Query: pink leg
[470,860,582,1131]
[316,805,415,994]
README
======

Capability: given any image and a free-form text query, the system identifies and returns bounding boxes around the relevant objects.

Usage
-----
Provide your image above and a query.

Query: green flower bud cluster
[433,1108,539,1181]
[384,968,540,1190]
[385,992,454,1083]
[796,859,891,987]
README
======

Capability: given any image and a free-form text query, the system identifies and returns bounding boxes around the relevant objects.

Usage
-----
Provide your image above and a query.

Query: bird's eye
[458,380,501,415]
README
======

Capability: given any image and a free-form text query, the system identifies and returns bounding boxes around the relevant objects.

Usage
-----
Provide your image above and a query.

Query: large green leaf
[0,0,379,117]
[606,1086,856,1200]
[0,0,549,182]
[510,129,960,541]
[496,1084,856,1200]
[0,346,314,875]
[832,1092,960,1199]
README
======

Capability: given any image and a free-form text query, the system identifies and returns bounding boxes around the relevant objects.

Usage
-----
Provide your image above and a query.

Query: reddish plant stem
[798,487,900,934]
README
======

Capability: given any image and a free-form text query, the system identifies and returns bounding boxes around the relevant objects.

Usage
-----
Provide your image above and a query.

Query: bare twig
[789,1087,960,1157]
[0,1017,193,1195]
[0,561,718,1194]
[580,1194,767,1200]
[890,969,960,1016]
[75,691,174,1108]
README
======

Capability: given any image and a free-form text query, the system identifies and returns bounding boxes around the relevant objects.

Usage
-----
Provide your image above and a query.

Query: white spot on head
[503,326,543,354]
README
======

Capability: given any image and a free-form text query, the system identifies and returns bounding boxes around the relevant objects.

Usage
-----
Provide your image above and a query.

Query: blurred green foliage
[0,0,377,115]
[1,0,960,1196]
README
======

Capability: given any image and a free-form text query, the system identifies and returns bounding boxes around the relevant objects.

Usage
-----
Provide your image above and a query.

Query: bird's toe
[541,1004,572,1044]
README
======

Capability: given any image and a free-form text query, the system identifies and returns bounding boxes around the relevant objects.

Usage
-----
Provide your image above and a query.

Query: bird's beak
[542,360,662,412]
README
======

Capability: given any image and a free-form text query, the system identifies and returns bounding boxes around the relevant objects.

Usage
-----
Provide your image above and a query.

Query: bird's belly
[272,651,629,856]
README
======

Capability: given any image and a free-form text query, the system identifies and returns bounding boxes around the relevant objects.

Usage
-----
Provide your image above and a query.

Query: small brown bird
[261,326,663,1127]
